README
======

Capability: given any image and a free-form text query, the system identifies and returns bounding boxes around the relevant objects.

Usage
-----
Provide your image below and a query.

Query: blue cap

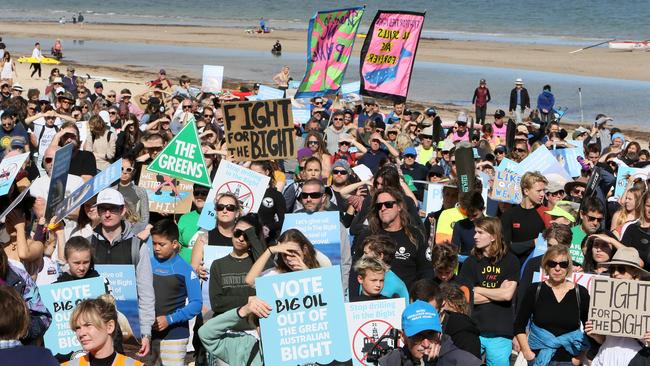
[402,300,442,337]
[404,146,417,156]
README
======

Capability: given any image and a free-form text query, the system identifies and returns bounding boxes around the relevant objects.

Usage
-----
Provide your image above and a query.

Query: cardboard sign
[256,266,352,365]
[201,65,224,93]
[258,85,286,100]
[490,169,522,204]
[295,7,365,99]
[95,265,141,339]
[345,298,406,366]
[138,166,193,214]
[40,277,106,356]
[54,159,122,223]
[201,246,232,310]
[198,160,270,230]
[588,277,650,338]
[423,183,444,213]
[147,121,211,187]
[282,211,342,264]
[45,143,73,221]
[360,11,426,103]
[222,98,296,162]
[0,152,29,196]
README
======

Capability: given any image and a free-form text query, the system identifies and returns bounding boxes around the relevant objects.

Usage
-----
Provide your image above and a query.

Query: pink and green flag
[295,7,365,99]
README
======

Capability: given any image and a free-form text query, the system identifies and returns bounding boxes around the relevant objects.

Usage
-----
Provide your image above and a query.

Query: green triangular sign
[147,121,212,187]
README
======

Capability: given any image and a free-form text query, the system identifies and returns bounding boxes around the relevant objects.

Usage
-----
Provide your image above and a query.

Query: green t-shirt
[570,225,586,265]
[178,210,200,263]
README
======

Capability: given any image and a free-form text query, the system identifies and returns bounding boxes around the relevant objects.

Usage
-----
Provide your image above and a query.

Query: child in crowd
[353,256,389,302]
[150,219,202,366]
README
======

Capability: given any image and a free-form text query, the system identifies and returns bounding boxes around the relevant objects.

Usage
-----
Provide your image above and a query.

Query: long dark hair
[368,186,419,246]
[275,229,319,272]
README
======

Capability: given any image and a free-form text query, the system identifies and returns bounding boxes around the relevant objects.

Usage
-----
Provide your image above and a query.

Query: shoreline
[2,21,650,82]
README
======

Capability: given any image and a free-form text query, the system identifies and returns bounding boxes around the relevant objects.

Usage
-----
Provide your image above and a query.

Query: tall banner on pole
[295,7,365,99]
[359,10,425,103]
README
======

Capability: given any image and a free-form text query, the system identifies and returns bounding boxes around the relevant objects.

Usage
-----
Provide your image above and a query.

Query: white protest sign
[201,65,224,93]
[423,183,444,213]
[0,152,29,196]
[198,160,270,230]
[352,164,373,182]
[345,298,406,366]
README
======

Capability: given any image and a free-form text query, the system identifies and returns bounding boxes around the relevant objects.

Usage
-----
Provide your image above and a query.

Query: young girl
[458,217,520,366]
[62,297,145,366]
[611,187,643,237]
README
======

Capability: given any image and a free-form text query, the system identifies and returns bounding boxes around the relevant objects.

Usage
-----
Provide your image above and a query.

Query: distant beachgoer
[509,78,530,123]
[537,84,555,124]
[272,65,290,92]
[1,51,17,85]
[472,79,491,125]
[77,12,84,23]
[259,17,268,33]
[272,40,282,52]
[29,42,42,79]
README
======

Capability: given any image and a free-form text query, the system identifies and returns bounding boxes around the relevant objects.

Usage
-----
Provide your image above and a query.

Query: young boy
[353,257,389,302]
[151,219,202,366]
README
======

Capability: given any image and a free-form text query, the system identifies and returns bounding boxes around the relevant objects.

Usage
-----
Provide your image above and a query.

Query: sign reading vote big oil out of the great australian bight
[222,98,296,163]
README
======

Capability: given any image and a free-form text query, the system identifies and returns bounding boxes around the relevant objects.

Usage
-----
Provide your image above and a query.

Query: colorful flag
[295,7,365,99]
[360,10,426,102]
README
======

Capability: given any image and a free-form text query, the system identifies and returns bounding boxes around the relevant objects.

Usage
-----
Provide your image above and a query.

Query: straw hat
[602,247,650,278]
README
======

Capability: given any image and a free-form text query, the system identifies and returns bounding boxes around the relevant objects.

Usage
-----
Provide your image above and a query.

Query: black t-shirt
[458,252,520,337]
[451,218,476,256]
[208,226,233,246]
[621,222,650,271]
[514,282,589,361]
[442,310,482,359]
[68,149,97,177]
[501,205,545,263]
[89,351,117,366]
[257,187,286,241]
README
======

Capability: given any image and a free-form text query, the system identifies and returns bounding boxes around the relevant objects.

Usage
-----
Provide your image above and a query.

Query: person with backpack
[84,115,117,170]
[88,188,154,358]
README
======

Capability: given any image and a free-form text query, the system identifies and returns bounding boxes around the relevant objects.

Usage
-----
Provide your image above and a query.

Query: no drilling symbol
[352,319,395,365]
[0,163,18,181]
[217,181,255,214]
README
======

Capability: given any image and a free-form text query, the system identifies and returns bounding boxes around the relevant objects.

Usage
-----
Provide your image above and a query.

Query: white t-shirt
[35,256,59,285]
[592,335,643,366]
[29,173,84,201]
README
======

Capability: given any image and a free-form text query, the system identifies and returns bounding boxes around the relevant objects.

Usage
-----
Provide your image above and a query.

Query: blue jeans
[479,335,512,366]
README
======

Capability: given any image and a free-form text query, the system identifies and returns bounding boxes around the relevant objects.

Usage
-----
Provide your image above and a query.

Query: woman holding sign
[585,247,650,366]
[514,245,590,365]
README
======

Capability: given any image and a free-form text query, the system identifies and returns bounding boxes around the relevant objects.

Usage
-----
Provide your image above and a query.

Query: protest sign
[258,85,286,100]
[282,211,341,264]
[496,157,519,172]
[341,81,361,95]
[95,265,141,339]
[345,298,406,366]
[198,160,270,230]
[40,277,106,356]
[614,165,650,198]
[256,266,352,365]
[423,183,444,213]
[222,98,296,162]
[516,145,572,181]
[200,245,232,310]
[490,169,522,204]
[0,183,31,221]
[588,277,650,338]
[533,270,598,290]
[295,7,365,99]
[54,159,122,223]
[139,166,193,214]
[0,152,29,196]
[288,80,301,89]
[550,144,583,178]
[201,65,224,93]
[352,164,373,181]
[45,143,73,221]
[360,11,425,102]
[292,105,311,125]
[147,121,211,187]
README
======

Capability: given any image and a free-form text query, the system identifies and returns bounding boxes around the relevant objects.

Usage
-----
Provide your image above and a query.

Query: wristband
[47,222,63,231]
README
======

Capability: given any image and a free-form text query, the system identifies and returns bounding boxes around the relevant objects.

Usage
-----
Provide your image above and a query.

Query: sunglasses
[339,141,350,146]
[375,200,397,211]
[586,215,604,223]
[61,100,71,104]
[146,146,163,153]
[109,111,118,115]
[404,154,416,159]
[182,105,192,110]
[514,148,527,153]
[44,116,57,120]
[332,170,348,176]
[300,191,323,200]
[193,190,209,197]
[387,131,398,135]
[122,167,134,173]
[573,189,585,195]
[62,133,77,140]
[429,173,443,178]
[203,114,213,118]
[308,141,319,145]
[107,95,116,98]
[97,205,122,214]
[233,229,247,239]
[549,190,565,196]
[216,204,237,212]
[547,260,569,269]
[333,117,343,121]
[420,135,433,140]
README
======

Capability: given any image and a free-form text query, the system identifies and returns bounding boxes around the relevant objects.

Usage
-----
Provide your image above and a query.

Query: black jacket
[509,87,530,111]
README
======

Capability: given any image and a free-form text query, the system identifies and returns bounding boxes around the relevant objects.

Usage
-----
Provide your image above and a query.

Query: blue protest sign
[199,160,270,230]
[54,159,123,223]
[256,266,352,365]
[516,145,572,181]
[550,142,583,178]
[45,143,73,220]
[201,246,232,310]
[340,81,361,95]
[40,277,106,357]
[496,157,518,172]
[257,85,286,100]
[282,211,341,264]
[0,152,29,196]
[95,265,141,338]
[423,183,444,213]
[292,106,311,125]
[288,80,301,89]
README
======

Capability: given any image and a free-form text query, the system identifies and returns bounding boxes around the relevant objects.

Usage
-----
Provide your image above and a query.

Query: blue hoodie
[537,91,555,112]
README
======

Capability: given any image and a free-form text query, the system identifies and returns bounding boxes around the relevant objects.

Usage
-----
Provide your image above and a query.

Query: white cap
[515,78,524,84]
[55,87,66,94]
[94,188,125,207]
[457,112,468,123]
[12,83,23,92]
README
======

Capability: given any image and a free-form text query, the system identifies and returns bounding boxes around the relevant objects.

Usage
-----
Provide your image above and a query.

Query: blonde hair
[520,171,548,192]
[69,295,118,333]
[541,245,573,278]
[354,256,389,277]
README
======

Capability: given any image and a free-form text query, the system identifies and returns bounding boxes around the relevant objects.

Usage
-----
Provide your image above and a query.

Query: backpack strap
[131,237,142,267]
[245,341,260,366]
[575,283,581,328]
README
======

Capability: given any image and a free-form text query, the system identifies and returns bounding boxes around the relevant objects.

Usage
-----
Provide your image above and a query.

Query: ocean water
[1,0,650,45]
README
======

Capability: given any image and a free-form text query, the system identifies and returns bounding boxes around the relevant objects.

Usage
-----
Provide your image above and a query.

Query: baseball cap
[425,107,437,116]
[404,146,417,156]
[55,87,66,95]
[428,165,444,177]
[94,188,125,207]
[572,127,589,139]
[52,77,64,84]
[545,180,565,194]
[479,78,486,84]
[402,300,442,337]
[494,109,506,118]
[94,81,104,89]
[457,113,468,124]
[546,205,575,223]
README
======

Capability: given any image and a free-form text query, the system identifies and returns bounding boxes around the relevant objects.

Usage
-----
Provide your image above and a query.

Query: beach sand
[4,21,648,144]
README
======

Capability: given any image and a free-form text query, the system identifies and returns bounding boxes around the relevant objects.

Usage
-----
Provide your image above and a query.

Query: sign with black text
[589,277,650,338]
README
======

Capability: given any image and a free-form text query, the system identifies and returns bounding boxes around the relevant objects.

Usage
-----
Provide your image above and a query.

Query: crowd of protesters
[1,38,650,366]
